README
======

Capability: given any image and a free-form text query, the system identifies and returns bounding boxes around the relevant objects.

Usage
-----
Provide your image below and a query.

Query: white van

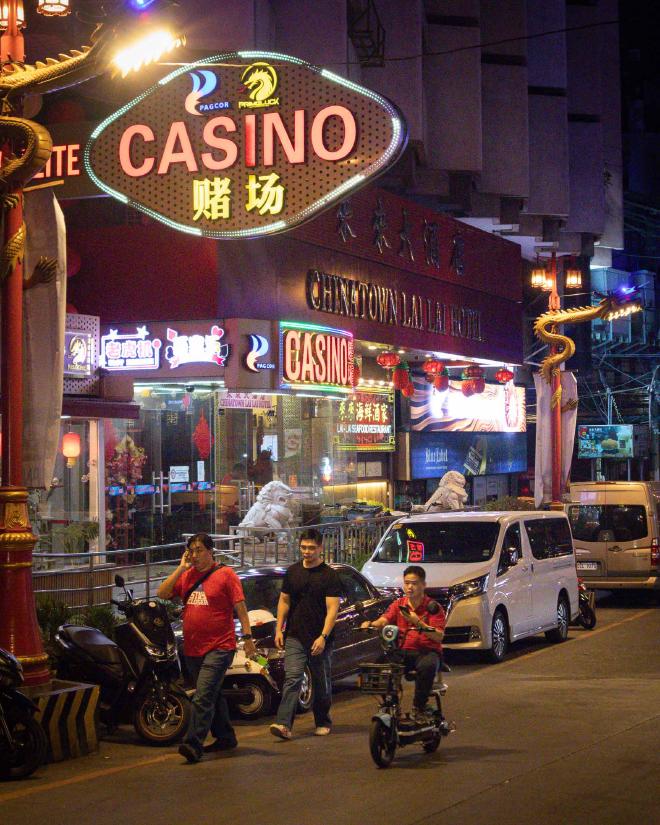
[567,481,660,589]
[362,511,579,663]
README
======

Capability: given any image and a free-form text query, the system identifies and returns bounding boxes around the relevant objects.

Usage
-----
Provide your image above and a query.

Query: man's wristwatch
[321,632,329,640]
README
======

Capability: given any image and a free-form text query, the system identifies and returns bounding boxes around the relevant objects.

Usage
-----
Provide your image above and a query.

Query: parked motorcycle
[358,601,456,768]
[572,578,597,630]
[55,575,190,745]
[0,648,48,780]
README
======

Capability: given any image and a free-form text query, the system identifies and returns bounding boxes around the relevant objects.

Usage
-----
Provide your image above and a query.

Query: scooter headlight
[450,574,489,602]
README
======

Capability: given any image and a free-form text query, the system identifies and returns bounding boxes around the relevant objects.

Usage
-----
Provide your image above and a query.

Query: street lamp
[0,0,182,686]
[532,251,643,509]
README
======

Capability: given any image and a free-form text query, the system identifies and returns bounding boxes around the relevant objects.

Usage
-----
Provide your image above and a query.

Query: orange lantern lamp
[495,367,514,384]
[433,373,449,392]
[392,365,410,390]
[62,431,81,468]
[401,382,415,398]
[422,359,445,376]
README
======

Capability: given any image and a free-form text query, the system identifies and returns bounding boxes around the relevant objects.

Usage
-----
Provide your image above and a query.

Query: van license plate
[577,561,598,571]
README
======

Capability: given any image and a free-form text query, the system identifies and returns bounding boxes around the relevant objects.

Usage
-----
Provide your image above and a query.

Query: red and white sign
[280,322,354,393]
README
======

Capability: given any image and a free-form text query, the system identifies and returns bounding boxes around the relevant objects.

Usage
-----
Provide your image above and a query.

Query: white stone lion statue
[239,480,295,530]
[424,471,468,511]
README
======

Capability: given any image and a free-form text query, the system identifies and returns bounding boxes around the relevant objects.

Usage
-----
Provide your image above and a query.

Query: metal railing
[32,515,396,609]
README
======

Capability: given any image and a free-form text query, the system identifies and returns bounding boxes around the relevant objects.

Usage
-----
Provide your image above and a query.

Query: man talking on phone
[158,533,256,763]
[361,565,445,722]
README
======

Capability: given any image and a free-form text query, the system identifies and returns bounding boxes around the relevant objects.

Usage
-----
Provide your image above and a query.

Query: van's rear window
[568,505,648,542]
[373,522,500,563]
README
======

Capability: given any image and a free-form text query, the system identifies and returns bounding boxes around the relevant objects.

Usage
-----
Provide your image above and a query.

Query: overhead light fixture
[37,0,70,16]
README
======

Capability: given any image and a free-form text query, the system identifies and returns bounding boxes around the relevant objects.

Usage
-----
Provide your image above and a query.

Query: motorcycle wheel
[0,711,48,780]
[423,733,441,753]
[234,679,273,719]
[579,604,597,630]
[369,720,396,768]
[296,666,313,715]
[133,688,190,746]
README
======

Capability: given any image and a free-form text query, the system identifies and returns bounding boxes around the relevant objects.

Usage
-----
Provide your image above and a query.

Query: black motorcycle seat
[59,625,123,665]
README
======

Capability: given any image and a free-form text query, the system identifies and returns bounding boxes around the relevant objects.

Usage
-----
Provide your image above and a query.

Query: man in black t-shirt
[269,529,341,740]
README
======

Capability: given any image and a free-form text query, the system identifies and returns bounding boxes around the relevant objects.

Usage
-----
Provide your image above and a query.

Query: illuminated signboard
[64,331,93,377]
[84,51,407,238]
[577,425,633,459]
[280,321,354,394]
[100,326,162,371]
[100,323,229,371]
[245,333,275,371]
[335,388,395,452]
[409,378,526,433]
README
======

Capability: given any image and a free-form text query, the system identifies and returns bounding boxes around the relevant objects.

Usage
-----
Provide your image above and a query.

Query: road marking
[1,609,654,802]
[462,608,655,674]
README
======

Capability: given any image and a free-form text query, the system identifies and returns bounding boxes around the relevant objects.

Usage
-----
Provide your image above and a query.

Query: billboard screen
[577,425,633,459]
[409,377,525,433]
[410,432,527,478]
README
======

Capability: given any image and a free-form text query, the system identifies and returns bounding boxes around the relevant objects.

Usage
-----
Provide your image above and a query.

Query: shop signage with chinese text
[280,321,354,393]
[335,389,395,452]
[85,52,407,239]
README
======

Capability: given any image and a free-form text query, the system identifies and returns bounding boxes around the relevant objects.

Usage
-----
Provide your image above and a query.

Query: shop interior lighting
[85,50,405,240]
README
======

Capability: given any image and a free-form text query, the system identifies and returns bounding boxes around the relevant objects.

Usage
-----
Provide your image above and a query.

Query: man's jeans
[275,636,332,730]
[184,649,235,755]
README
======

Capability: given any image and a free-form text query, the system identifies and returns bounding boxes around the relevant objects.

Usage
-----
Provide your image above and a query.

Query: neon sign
[245,334,275,371]
[280,321,354,394]
[100,326,162,371]
[165,325,229,368]
[84,51,407,238]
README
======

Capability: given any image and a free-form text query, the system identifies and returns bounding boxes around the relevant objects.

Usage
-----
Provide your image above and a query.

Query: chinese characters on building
[193,173,285,222]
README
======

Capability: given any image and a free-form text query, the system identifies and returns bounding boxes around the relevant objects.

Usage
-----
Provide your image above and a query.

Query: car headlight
[450,574,489,601]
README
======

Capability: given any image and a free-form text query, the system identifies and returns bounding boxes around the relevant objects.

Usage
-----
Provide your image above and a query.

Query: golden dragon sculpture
[0,1,179,288]
[534,293,643,408]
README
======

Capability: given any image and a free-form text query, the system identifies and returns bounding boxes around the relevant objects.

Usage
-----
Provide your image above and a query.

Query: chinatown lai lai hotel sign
[85,52,407,238]
[280,321,354,394]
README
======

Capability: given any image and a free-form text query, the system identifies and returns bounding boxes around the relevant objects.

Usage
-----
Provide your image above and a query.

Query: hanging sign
[84,51,407,238]
[335,389,395,452]
[280,321,354,394]
[64,331,94,376]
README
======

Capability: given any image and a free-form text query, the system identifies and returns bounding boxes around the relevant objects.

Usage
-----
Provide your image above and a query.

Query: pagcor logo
[246,334,275,371]
[185,70,230,115]
[238,62,279,109]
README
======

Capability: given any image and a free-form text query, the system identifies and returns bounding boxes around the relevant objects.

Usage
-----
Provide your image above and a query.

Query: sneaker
[203,736,238,752]
[314,727,331,736]
[411,707,433,724]
[269,723,292,740]
[178,743,202,763]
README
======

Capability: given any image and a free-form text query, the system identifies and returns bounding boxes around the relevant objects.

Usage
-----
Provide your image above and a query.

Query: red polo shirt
[382,595,445,653]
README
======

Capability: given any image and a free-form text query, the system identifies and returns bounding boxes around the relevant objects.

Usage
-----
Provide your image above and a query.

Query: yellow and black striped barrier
[33,680,99,762]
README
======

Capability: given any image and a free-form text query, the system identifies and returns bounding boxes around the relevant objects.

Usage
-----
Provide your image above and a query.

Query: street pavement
[2,590,659,825]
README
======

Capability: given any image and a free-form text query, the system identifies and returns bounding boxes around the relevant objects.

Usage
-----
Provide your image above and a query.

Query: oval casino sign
[85,51,408,238]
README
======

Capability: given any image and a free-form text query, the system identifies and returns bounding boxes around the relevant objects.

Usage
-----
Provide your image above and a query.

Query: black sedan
[174,563,398,718]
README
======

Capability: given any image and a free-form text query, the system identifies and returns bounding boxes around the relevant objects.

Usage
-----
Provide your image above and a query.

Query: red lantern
[422,359,445,375]
[461,380,475,397]
[62,432,81,468]
[473,378,486,394]
[392,366,409,390]
[463,364,484,379]
[401,382,415,398]
[377,351,401,369]
[433,373,449,392]
[192,410,214,460]
[495,368,514,384]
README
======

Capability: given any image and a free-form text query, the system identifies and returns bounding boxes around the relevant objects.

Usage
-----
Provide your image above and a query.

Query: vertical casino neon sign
[280,321,354,394]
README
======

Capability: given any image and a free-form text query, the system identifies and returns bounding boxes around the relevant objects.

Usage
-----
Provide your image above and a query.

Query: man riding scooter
[360,565,445,722]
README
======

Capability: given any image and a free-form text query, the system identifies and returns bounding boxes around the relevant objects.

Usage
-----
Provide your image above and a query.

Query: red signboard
[280,321,354,393]
[85,52,407,238]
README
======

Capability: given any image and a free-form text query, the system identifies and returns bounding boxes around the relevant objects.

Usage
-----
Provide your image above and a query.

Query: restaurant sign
[84,52,407,239]
[335,389,395,452]
[280,321,354,394]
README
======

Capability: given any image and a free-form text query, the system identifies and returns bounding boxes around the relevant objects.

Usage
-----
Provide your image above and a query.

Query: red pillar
[548,253,564,510]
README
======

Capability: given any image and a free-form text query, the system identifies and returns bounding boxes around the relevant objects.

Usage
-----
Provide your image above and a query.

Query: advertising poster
[410,432,527,478]
[577,424,633,458]
[409,377,526,433]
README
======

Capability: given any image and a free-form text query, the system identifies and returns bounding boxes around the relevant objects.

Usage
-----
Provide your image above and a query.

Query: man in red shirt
[361,565,445,721]
[158,533,256,763]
